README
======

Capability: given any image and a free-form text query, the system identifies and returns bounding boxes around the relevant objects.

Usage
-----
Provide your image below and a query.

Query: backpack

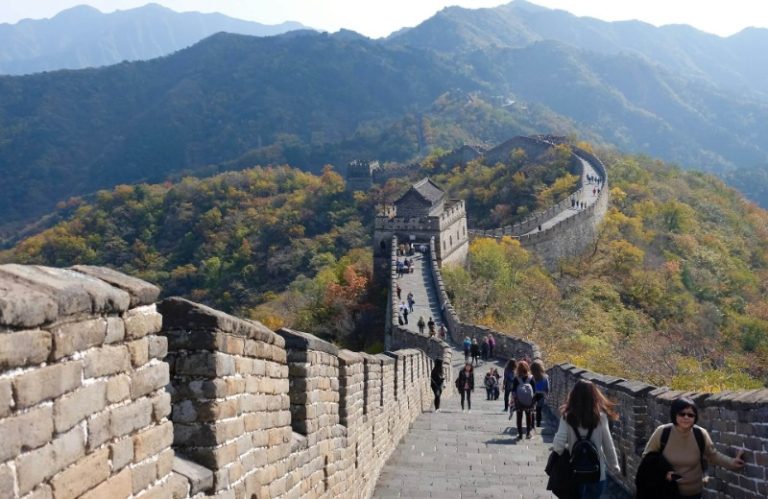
[568,422,601,483]
[514,376,534,407]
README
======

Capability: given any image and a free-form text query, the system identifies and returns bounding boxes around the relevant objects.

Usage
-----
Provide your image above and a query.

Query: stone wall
[427,238,542,363]
[0,264,186,499]
[548,364,768,498]
[470,144,609,271]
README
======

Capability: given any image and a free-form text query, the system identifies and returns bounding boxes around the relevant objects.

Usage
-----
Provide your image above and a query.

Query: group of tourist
[429,355,747,499]
[462,335,496,365]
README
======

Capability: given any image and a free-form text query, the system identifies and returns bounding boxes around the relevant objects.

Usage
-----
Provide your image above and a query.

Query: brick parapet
[0,264,177,499]
[547,364,768,497]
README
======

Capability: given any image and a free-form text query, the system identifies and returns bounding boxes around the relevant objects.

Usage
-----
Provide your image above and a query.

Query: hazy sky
[1,1,766,38]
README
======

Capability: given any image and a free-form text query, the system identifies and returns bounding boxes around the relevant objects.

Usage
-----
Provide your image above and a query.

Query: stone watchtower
[345,159,379,192]
[374,178,469,280]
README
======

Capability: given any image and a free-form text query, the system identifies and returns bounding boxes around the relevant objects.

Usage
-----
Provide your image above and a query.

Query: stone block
[151,390,172,422]
[134,471,188,499]
[83,344,130,378]
[50,447,110,499]
[105,316,126,343]
[127,338,149,367]
[174,352,235,377]
[0,329,52,368]
[21,484,53,499]
[173,419,245,447]
[71,265,160,307]
[12,361,82,408]
[110,436,134,472]
[133,421,174,462]
[15,425,85,495]
[124,305,163,339]
[80,468,132,499]
[130,362,170,399]
[157,448,175,477]
[54,381,107,432]
[110,398,153,440]
[0,462,16,499]
[172,456,214,495]
[132,458,158,494]
[106,374,131,403]
[148,335,168,359]
[50,318,107,360]
[0,379,11,418]
[0,275,58,328]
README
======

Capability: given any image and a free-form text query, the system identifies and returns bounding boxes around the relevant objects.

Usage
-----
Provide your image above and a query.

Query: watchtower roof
[397,177,445,206]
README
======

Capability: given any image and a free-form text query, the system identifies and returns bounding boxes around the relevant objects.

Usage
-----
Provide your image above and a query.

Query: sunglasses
[677,412,696,418]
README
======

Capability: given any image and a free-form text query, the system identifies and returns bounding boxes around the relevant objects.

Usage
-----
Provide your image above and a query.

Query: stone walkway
[372,348,555,498]
[523,155,602,235]
[394,252,444,336]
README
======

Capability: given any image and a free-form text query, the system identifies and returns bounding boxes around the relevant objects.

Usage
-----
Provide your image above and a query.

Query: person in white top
[552,379,621,499]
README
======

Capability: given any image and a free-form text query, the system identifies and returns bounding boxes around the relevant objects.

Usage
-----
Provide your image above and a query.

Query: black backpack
[568,422,601,483]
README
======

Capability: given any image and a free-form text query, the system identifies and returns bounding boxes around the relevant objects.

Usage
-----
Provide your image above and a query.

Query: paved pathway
[373,347,555,498]
[394,251,444,336]
[523,155,603,235]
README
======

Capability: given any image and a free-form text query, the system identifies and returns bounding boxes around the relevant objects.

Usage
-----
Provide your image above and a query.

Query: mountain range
[2,0,768,239]
[0,3,306,74]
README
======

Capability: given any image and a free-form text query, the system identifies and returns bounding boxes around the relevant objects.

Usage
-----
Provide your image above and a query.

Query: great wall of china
[1,139,766,498]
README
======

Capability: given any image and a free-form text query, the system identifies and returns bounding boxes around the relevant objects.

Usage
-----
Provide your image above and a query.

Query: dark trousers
[535,403,543,426]
[504,387,513,410]
[460,389,472,410]
[432,388,441,410]
[516,407,533,436]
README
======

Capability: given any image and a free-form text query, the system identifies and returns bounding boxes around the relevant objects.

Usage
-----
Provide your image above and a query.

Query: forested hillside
[443,148,768,390]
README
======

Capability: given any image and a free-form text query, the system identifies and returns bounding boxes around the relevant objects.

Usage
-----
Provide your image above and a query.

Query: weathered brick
[174,352,235,377]
[132,458,157,494]
[124,306,162,339]
[157,448,175,478]
[127,338,149,367]
[0,462,16,499]
[134,471,188,499]
[148,335,168,360]
[50,448,110,499]
[0,404,54,462]
[151,390,171,422]
[80,468,132,499]
[131,362,169,399]
[134,421,174,462]
[0,378,11,418]
[50,318,106,359]
[110,398,153,439]
[22,484,53,499]
[16,426,85,495]
[12,361,82,408]
[106,374,131,404]
[83,344,130,378]
[105,316,125,343]
[110,437,134,471]
[0,329,51,369]
[54,381,107,432]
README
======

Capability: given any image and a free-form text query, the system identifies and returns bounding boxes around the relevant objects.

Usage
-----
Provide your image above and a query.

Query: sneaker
[516,433,523,440]
[467,409,471,413]
[526,433,532,439]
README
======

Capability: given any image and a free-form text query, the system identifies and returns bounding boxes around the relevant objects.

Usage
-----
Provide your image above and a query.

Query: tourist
[438,324,447,339]
[552,379,620,499]
[490,368,501,399]
[455,362,474,413]
[639,397,745,499]
[470,338,480,366]
[417,316,426,335]
[427,316,436,334]
[396,283,402,300]
[511,360,536,438]
[502,359,517,412]
[480,336,489,361]
[531,359,550,427]
[430,358,444,412]
[463,336,471,361]
[484,371,497,400]
[488,335,495,358]
[407,292,415,312]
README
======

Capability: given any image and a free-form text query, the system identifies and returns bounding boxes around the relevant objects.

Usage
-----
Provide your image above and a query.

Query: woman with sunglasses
[642,397,745,498]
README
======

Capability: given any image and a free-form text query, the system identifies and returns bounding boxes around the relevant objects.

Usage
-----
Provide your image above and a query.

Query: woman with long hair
[511,360,536,438]
[455,362,474,413]
[552,379,620,499]
[640,397,744,499]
